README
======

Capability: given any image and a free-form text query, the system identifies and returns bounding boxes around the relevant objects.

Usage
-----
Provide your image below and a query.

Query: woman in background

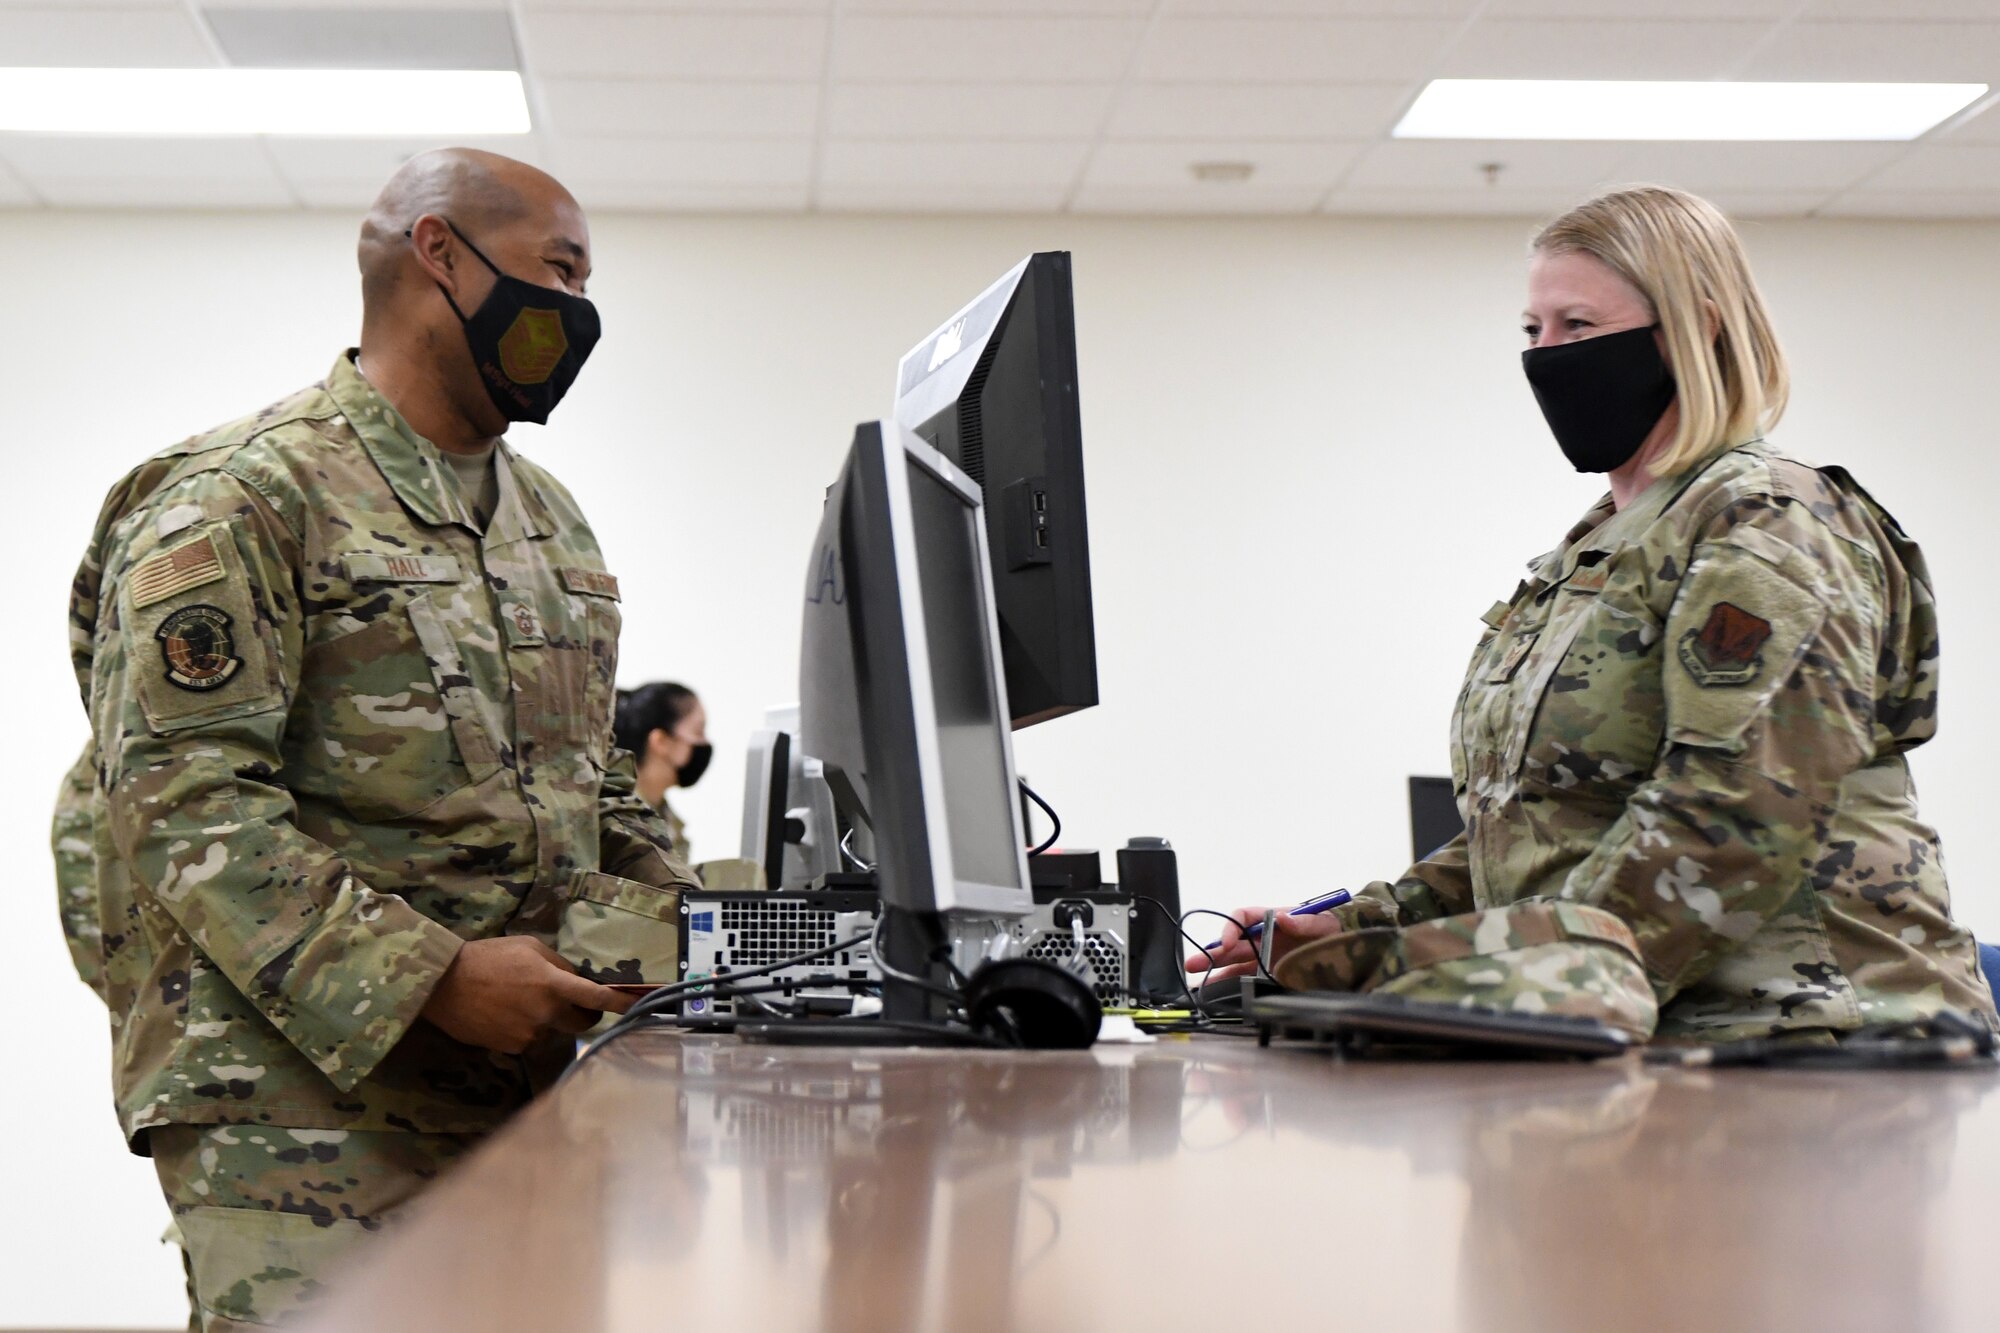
[615,681,710,863]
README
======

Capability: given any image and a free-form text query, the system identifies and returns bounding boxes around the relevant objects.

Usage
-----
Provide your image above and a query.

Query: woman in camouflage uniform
[615,680,710,863]
[1199,186,1995,1041]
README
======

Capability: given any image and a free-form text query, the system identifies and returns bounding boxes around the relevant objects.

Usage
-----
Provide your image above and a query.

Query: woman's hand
[1183,907,1347,985]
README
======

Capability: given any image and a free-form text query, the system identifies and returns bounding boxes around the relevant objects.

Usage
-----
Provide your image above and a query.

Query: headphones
[962,957,1103,1050]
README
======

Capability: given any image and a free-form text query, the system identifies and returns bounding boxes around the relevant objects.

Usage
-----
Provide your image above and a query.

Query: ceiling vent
[201,6,520,71]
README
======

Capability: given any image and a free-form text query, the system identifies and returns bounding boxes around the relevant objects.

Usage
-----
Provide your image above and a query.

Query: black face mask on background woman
[676,743,713,789]
[1521,324,1676,474]
[415,219,602,425]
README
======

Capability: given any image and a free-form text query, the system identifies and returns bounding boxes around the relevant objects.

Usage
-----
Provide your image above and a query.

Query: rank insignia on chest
[1677,601,1772,688]
[156,604,243,691]
[510,602,543,641]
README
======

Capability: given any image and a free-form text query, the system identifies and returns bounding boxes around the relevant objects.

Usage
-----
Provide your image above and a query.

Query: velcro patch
[1677,602,1772,687]
[345,553,463,584]
[129,533,225,610]
[1565,566,1609,594]
[561,567,620,600]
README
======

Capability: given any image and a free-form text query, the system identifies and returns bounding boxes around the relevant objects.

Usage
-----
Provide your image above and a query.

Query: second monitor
[894,252,1096,729]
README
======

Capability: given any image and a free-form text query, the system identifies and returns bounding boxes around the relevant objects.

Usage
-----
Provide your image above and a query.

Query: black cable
[1019,779,1061,857]
[1179,907,1283,988]
[565,931,878,1081]
[1129,894,1211,1017]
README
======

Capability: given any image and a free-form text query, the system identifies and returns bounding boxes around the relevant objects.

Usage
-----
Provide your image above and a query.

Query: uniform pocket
[1516,591,1667,793]
[176,1205,374,1328]
[557,868,692,984]
[291,585,499,820]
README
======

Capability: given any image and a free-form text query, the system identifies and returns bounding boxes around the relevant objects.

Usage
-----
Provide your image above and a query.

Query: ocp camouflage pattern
[52,742,104,1000]
[1276,901,1659,1039]
[1345,442,1995,1040]
[150,1121,472,1329]
[71,351,693,1150]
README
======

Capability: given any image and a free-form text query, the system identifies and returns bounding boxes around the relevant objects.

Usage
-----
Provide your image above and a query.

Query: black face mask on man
[1521,324,1676,474]
[676,743,713,790]
[414,219,601,426]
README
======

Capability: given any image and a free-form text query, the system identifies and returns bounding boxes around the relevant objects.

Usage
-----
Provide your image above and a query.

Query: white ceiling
[4,0,2000,217]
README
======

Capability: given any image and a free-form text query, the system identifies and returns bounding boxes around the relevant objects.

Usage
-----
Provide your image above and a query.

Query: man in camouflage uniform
[70,149,691,1330]
[52,743,104,999]
[1203,443,1995,1040]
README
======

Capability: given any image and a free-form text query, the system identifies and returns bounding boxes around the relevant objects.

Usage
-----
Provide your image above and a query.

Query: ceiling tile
[1138,18,1459,83]
[1688,191,1836,218]
[1069,183,1326,213]
[1322,187,1586,215]
[0,6,213,64]
[1820,190,2000,218]
[1606,141,1904,193]
[1852,143,2000,192]
[1109,81,1411,140]
[548,135,815,188]
[541,80,823,140]
[1438,18,1769,80]
[516,10,829,81]
[1483,0,1792,16]
[575,182,811,213]
[517,0,826,9]
[816,182,1069,213]
[826,82,1114,140]
[1739,21,2000,82]
[1342,138,1629,192]
[820,138,1091,187]
[196,1,505,9]
[850,0,1151,13]
[1,135,274,182]
[1163,0,1477,14]
[32,178,296,208]
[264,135,545,205]
[1804,1,2000,18]
[1085,139,1366,188]
[0,137,293,207]
[832,16,1145,82]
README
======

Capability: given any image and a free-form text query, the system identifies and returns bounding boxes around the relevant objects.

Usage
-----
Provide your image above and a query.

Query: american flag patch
[129,533,225,610]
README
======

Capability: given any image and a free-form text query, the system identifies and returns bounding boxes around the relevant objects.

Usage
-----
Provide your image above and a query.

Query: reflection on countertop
[304,1032,2000,1333]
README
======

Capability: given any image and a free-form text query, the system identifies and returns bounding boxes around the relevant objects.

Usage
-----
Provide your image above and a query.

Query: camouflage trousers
[151,1123,477,1331]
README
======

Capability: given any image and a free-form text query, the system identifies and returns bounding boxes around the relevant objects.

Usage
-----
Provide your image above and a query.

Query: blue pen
[1201,889,1353,953]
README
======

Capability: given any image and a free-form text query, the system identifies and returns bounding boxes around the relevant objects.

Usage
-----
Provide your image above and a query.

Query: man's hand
[420,937,634,1054]
[1184,907,1347,985]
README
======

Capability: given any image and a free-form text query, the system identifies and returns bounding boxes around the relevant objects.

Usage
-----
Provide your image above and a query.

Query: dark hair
[613,681,699,757]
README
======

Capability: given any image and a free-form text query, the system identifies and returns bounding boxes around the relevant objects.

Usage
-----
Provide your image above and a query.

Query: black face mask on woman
[1521,324,1676,474]
[414,219,602,425]
[677,743,713,790]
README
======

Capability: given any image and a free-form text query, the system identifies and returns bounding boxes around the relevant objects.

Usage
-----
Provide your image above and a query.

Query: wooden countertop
[302,1030,2000,1333]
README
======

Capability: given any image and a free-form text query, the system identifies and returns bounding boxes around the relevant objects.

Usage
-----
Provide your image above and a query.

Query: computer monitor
[1408,776,1466,863]
[894,252,1097,729]
[736,728,792,891]
[799,419,1033,926]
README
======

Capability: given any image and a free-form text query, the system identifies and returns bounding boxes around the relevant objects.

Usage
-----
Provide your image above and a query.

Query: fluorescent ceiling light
[1394,79,1987,141]
[0,68,530,136]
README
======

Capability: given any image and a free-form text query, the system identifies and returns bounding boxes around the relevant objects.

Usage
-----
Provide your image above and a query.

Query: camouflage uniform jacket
[71,351,688,1150]
[53,742,104,1000]
[1352,441,1995,1040]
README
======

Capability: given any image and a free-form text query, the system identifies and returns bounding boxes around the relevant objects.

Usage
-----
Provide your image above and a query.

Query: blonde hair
[1532,185,1789,477]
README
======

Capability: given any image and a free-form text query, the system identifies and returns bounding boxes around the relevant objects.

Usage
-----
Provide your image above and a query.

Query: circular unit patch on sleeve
[155,604,244,692]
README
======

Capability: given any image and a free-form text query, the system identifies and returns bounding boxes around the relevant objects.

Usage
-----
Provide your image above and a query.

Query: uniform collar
[1526,443,1758,587]
[326,350,555,540]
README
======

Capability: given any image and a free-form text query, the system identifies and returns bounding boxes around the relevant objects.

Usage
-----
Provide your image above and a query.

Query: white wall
[5,206,1998,1328]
